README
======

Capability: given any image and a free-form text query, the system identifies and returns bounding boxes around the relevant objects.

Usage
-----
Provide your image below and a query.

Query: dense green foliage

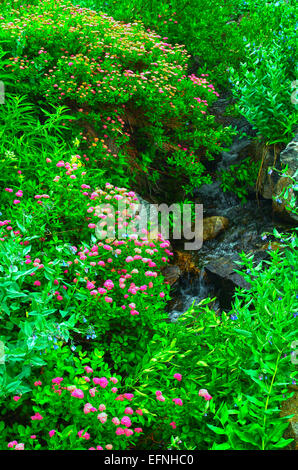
[0,0,297,451]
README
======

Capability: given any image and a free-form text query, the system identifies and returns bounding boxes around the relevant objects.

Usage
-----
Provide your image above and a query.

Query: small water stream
[168,120,291,321]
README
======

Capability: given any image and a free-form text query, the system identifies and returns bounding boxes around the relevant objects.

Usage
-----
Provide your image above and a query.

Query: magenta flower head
[116,427,125,435]
[52,377,63,385]
[93,377,108,388]
[97,412,108,424]
[8,441,17,448]
[71,388,84,399]
[120,416,132,428]
[134,428,143,434]
[172,398,183,406]
[31,413,43,421]
[173,373,182,381]
[84,366,93,374]
[123,393,134,401]
[198,389,213,401]
[78,429,90,440]
[49,430,56,438]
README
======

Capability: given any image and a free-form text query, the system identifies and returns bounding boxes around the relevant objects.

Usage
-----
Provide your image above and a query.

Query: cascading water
[167,106,291,320]
[168,268,219,322]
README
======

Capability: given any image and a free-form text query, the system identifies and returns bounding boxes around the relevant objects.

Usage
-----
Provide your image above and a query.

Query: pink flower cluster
[198,389,213,401]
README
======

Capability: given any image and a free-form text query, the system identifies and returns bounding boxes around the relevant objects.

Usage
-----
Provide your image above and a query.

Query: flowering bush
[0,182,173,392]
[2,226,296,451]
[0,345,213,450]
[0,0,233,194]
[0,103,174,390]
[0,350,143,450]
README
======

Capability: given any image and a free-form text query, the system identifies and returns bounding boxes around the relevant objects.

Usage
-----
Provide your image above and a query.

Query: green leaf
[206,424,227,435]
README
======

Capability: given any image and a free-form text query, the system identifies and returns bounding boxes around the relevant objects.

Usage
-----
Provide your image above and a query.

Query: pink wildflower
[71,388,84,399]
[174,373,182,381]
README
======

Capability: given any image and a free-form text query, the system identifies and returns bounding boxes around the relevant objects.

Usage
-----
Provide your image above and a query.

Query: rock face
[258,144,281,199]
[259,134,298,224]
[203,216,229,241]
[272,134,298,223]
[175,251,200,275]
[204,248,274,309]
[280,386,298,450]
[161,264,181,286]
[204,256,251,307]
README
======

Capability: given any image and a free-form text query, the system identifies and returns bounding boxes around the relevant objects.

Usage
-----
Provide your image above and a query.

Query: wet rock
[204,255,251,308]
[161,264,181,286]
[205,256,251,290]
[175,251,200,275]
[203,216,229,241]
[218,137,257,171]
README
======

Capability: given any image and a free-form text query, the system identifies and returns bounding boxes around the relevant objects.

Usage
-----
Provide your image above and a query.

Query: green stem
[261,351,282,450]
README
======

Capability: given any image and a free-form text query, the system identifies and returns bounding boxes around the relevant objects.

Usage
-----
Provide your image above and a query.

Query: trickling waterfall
[166,108,292,320]
[168,268,219,321]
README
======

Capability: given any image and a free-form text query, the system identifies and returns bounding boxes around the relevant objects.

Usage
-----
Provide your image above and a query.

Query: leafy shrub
[0,0,297,452]
[125,231,298,450]
[1,229,297,450]
[218,156,260,202]
[229,1,297,144]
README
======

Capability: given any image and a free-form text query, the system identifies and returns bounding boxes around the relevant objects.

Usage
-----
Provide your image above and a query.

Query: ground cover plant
[0,0,297,452]
[0,231,297,450]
